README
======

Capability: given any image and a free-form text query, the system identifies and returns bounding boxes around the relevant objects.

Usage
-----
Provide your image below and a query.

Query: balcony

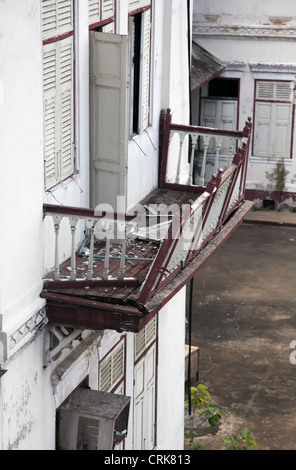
[41,109,253,332]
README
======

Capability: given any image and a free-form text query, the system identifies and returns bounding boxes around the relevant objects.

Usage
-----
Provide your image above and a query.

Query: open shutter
[128,0,151,12]
[140,8,151,131]
[89,31,128,208]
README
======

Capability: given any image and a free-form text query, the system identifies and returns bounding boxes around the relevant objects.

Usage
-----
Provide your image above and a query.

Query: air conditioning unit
[58,387,130,450]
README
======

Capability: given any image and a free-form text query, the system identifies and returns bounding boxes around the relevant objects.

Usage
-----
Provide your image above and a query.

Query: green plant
[223,427,258,450]
[185,384,225,449]
[189,384,225,427]
[265,161,289,193]
[185,384,258,450]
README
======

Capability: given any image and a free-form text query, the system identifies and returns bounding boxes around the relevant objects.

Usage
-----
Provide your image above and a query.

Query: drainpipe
[187,277,194,415]
[187,0,192,125]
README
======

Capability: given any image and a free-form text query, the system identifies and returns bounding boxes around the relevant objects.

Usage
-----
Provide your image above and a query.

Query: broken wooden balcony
[41,110,253,333]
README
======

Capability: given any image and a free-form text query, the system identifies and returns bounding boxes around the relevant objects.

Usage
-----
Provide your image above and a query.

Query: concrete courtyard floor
[185,210,296,450]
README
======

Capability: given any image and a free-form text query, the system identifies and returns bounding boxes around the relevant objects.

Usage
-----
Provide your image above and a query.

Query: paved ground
[185,209,296,450]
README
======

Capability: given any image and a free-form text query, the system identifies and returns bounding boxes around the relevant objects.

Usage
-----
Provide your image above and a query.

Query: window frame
[128,2,152,137]
[252,79,295,160]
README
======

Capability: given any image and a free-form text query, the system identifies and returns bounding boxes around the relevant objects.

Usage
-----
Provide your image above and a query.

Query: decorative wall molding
[193,24,296,39]
[0,307,48,363]
[249,62,296,80]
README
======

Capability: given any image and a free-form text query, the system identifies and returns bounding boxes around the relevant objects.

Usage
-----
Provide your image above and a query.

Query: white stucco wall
[157,288,186,450]
[0,0,190,450]
[0,0,44,330]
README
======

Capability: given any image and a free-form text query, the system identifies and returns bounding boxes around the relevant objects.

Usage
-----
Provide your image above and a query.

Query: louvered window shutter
[59,36,74,180]
[102,0,115,20]
[99,341,125,393]
[43,36,74,188]
[88,0,100,25]
[42,0,74,189]
[135,316,156,360]
[256,81,293,102]
[128,0,151,12]
[43,43,59,189]
[140,8,151,131]
[42,0,73,41]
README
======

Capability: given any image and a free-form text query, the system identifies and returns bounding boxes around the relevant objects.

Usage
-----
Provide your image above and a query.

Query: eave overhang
[191,41,224,92]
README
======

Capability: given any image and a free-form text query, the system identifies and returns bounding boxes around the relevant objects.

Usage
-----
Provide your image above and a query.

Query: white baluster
[175,132,186,184]
[187,133,198,185]
[53,215,62,281]
[165,131,174,182]
[118,230,127,280]
[214,136,223,175]
[199,135,210,186]
[69,216,78,281]
[86,219,95,281]
[103,224,112,280]
[228,139,235,167]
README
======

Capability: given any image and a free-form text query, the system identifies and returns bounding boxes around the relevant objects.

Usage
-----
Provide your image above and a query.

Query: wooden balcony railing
[43,204,137,283]
[159,108,252,190]
[135,110,253,304]
[42,109,252,312]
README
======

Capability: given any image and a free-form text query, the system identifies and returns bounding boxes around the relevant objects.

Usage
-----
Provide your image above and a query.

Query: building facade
[192,0,296,210]
[0,0,192,450]
[0,0,253,450]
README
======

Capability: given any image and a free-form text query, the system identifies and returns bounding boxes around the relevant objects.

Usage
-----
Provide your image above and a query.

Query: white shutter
[99,340,125,393]
[57,0,72,31]
[200,98,237,155]
[256,80,293,102]
[102,0,115,20]
[128,0,151,12]
[43,36,74,189]
[43,43,59,188]
[254,102,273,158]
[274,102,292,158]
[256,81,275,100]
[135,316,156,360]
[89,0,100,25]
[89,31,128,208]
[59,37,74,179]
[134,343,156,450]
[42,0,57,39]
[140,8,151,131]
[42,0,73,40]
[44,99,58,188]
